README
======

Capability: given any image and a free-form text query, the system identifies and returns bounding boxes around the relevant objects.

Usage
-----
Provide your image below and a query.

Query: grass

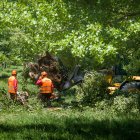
[0,65,23,78]
[0,66,140,140]
[0,109,140,140]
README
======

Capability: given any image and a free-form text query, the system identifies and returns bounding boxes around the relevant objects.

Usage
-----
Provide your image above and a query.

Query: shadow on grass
[0,118,140,140]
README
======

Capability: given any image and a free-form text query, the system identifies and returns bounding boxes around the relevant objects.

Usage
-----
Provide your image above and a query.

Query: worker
[36,71,54,107]
[8,70,18,101]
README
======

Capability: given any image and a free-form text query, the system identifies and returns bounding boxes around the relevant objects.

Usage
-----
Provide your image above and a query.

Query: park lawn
[0,108,140,140]
[0,66,140,139]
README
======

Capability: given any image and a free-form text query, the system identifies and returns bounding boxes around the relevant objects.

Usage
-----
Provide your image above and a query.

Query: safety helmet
[41,71,47,76]
[12,70,17,75]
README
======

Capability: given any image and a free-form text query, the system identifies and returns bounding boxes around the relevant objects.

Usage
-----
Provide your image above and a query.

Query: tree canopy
[0,0,140,74]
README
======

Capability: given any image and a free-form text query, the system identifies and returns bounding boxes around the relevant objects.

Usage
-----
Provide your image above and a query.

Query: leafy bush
[95,99,112,111]
[112,93,140,113]
[75,71,109,106]
[74,71,140,114]
[94,92,140,114]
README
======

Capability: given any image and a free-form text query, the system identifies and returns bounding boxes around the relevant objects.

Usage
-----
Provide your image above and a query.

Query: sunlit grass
[0,66,140,139]
[0,109,140,140]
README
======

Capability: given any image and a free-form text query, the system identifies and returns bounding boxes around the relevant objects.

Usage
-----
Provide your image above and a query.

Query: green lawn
[0,108,140,140]
[0,66,140,140]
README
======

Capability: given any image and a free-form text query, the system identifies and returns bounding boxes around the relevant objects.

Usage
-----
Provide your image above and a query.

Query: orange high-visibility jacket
[40,77,54,94]
[8,76,18,94]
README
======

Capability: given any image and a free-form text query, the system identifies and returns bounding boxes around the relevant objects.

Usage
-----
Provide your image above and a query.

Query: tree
[0,0,139,73]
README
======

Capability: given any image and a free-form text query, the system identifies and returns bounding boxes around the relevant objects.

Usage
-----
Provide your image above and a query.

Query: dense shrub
[75,71,109,106]
[112,93,140,113]
[74,71,140,114]
[94,92,140,114]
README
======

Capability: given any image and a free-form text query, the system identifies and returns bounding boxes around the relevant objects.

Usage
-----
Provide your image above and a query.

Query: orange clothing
[36,77,54,94]
[8,76,18,94]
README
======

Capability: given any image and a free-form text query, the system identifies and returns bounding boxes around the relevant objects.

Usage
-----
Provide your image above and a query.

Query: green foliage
[124,53,140,75]
[0,71,9,78]
[18,72,39,94]
[0,1,140,137]
[112,93,140,113]
[0,87,12,111]
[75,71,109,106]
[0,107,140,140]
[74,71,140,114]
[95,93,140,114]
[0,0,139,72]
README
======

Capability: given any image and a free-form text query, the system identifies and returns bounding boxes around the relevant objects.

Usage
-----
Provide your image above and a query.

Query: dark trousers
[38,93,52,107]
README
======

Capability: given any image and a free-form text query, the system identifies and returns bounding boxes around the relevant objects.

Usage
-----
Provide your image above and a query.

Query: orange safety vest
[40,77,53,94]
[8,76,17,94]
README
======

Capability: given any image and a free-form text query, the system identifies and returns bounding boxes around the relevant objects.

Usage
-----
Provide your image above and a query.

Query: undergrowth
[0,68,140,139]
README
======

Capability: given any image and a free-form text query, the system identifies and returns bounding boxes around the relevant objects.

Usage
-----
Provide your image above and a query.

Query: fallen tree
[23,51,84,91]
